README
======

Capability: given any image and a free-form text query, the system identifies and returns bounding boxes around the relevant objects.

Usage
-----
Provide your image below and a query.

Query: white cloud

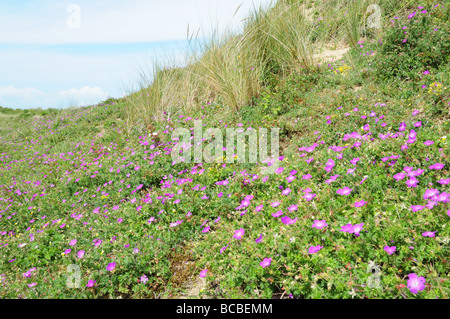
[0,86,45,98]
[0,86,46,108]
[59,86,109,106]
[0,85,109,109]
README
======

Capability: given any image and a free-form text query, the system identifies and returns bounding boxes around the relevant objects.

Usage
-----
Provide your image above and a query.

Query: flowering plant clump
[0,2,448,301]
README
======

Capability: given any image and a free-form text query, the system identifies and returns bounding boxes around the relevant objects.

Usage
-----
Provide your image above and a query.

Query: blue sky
[0,0,273,109]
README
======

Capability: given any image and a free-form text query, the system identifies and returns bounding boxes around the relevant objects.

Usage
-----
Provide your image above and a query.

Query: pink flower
[340,223,354,233]
[69,239,77,246]
[354,200,367,207]
[140,275,148,284]
[303,193,316,201]
[202,226,210,233]
[312,220,328,229]
[429,163,444,170]
[260,258,272,268]
[384,246,396,255]
[106,262,116,271]
[199,269,208,278]
[272,210,283,218]
[220,245,229,253]
[86,280,96,287]
[77,250,85,259]
[351,223,364,236]
[336,186,353,195]
[407,273,426,294]
[308,245,323,254]
[281,216,297,225]
[422,231,436,237]
[393,172,405,180]
[233,228,245,240]
[271,201,281,208]
[406,178,419,188]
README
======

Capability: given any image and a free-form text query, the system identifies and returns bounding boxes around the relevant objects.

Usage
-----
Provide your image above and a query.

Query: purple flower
[220,244,229,254]
[393,172,405,180]
[255,204,263,212]
[410,205,425,212]
[255,234,263,243]
[308,245,323,254]
[423,140,434,146]
[407,273,426,294]
[423,189,439,200]
[282,188,292,196]
[69,239,77,246]
[429,163,444,170]
[260,258,272,268]
[86,280,96,287]
[199,269,208,278]
[64,249,71,255]
[93,239,102,247]
[281,216,297,225]
[384,246,396,255]
[340,223,354,233]
[351,223,364,236]
[272,210,283,218]
[437,178,450,185]
[422,231,436,238]
[336,186,353,195]
[406,178,419,188]
[233,228,245,240]
[303,193,316,201]
[312,220,328,229]
[286,175,296,183]
[302,174,312,179]
[271,201,281,208]
[202,226,210,233]
[77,250,85,259]
[106,262,116,271]
[23,267,36,278]
[140,275,148,284]
[354,200,367,207]
[28,283,37,288]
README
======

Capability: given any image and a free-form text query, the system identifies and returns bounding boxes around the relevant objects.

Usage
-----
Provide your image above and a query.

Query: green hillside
[0,0,449,299]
